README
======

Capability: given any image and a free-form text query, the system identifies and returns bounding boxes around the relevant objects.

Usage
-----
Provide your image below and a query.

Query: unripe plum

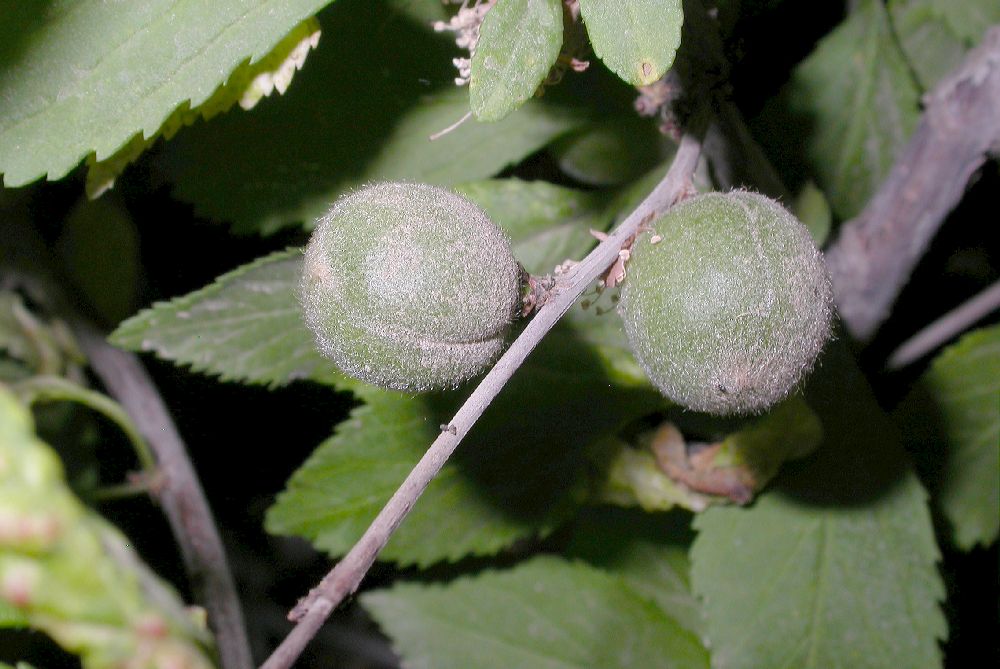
[618,191,834,415]
[301,182,523,391]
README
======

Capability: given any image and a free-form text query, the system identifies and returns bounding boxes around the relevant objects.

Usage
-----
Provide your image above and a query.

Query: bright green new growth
[619,191,834,415]
[301,182,522,391]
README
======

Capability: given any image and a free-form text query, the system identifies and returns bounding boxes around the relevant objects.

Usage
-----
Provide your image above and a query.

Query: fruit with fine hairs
[300,182,523,391]
[618,191,834,415]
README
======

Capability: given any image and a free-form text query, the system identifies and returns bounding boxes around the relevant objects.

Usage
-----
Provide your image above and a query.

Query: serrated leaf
[110,249,353,390]
[265,311,664,565]
[362,556,709,669]
[470,0,564,122]
[579,0,684,86]
[902,325,1000,549]
[159,1,594,235]
[0,0,330,188]
[566,507,703,636]
[691,344,946,669]
[756,1,921,219]
[111,178,645,390]
[0,385,213,665]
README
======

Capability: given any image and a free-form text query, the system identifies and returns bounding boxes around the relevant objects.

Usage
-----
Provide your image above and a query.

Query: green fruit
[300,182,522,391]
[619,191,834,415]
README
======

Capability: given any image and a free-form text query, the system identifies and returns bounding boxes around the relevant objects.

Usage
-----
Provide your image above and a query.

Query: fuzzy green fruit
[619,191,834,415]
[301,182,522,391]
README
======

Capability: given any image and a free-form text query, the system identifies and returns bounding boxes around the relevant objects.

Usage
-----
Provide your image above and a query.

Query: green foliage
[264,181,665,562]
[0,0,330,188]
[111,249,352,389]
[0,385,214,667]
[361,555,709,669]
[55,195,138,325]
[757,0,921,219]
[157,0,598,235]
[692,345,947,669]
[900,325,1000,549]
[578,0,684,86]
[470,0,564,121]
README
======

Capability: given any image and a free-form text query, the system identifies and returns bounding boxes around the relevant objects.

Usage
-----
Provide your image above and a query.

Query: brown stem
[260,129,706,669]
[826,26,1000,341]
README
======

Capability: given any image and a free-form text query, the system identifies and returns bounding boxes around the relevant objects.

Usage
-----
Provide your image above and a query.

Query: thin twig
[887,279,1000,370]
[72,319,254,669]
[260,128,706,669]
[0,224,254,669]
[826,25,1000,341]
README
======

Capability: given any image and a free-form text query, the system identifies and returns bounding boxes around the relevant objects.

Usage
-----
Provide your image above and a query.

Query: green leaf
[111,178,638,390]
[265,309,665,565]
[578,0,684,86]
[566,507,703,636]
[361,556,709,669]
[691,343,946,669]
[549,117,675,186]
[454,178,607,275]
[0,0,330,188]
[888,0,969,91]
[159,0,594,235]
[0,385,213,665]
[264,181,664,563]
[902,325,1000,549]
[756,1,921,219]
[55,195,138,325]
[470,0,564,122]
[792,181,832,246]
[110,249,352,390]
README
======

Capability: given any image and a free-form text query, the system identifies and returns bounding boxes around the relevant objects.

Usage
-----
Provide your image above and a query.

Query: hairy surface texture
[619,191,834,415]
[301,182,522,391]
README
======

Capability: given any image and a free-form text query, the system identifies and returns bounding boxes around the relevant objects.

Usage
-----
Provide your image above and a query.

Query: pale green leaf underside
[0,386,212,664]
[579,0,684,86]
[470,0,564,121]
[159,2,593,235]
[361,556,709,669]
[110,249,354,390]
[0,0,332,187]
[770,1,921,219]
[919,325,1000,549]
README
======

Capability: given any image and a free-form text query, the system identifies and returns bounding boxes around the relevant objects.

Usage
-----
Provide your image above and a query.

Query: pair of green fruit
[300,182,833,416]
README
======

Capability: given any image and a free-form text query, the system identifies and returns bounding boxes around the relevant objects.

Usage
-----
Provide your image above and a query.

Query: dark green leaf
[470,0,564,121]
[0,0,330,187]
[691,343,946,669]
[362,556,709,669]
[756,1,921,219]
[566,507,703,635]
[900,325,1000,549]
[549,117,675,186]
[110,249,352,390]
[265,306,664,565]
[56,195,138,324]
[159,0,594,235]
[578,0,684,86]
